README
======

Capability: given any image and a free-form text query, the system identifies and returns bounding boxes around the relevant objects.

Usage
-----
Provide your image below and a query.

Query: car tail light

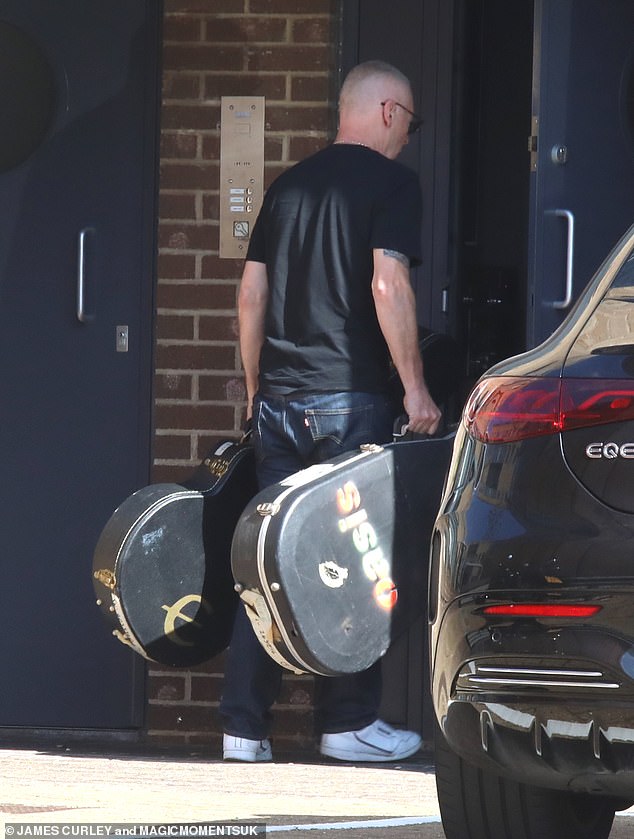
[483,604,601,618]
[465,376,634,443]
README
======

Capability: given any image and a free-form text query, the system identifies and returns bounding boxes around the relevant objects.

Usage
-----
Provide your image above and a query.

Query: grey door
[528,0,634,345]
[0,1,160,727]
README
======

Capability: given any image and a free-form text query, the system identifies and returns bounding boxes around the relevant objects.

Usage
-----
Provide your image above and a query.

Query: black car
[430,223,634,839]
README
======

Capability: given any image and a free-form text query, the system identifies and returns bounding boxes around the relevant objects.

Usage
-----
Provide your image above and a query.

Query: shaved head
[335,60,416,159]
[339,60,413,114]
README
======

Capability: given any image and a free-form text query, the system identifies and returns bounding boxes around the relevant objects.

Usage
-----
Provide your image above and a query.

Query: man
[220,60,441,763]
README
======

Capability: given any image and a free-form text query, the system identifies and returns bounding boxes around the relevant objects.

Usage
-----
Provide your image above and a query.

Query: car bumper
[441,696,634,798]
[433,593,634,797]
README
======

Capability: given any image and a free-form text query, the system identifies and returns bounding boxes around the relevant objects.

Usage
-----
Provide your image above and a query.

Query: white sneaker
[223,734,272,762]
[320,719,421,762]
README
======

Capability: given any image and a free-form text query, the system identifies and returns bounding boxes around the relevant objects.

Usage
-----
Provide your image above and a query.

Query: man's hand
[403,385,442,436]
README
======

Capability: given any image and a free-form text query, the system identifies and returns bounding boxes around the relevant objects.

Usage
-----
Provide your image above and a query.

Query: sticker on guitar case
[318,560,349,588]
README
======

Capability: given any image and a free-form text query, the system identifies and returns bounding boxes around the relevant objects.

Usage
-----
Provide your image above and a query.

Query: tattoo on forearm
[383,249,409,267]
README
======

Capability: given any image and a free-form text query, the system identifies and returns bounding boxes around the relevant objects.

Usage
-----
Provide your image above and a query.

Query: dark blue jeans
[219,391,395,739]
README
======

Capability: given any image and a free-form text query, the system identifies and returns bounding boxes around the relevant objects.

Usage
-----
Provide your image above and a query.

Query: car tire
[434,722,616,839]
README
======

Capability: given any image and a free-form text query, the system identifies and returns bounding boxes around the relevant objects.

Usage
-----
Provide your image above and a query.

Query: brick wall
[147,0,341,751]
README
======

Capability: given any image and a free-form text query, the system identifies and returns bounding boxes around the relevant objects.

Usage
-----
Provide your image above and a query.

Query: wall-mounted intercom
[219,96,265,259]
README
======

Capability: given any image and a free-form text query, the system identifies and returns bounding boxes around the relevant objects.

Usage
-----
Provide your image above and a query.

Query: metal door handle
[77,227,95,322]
[548,209,574,309]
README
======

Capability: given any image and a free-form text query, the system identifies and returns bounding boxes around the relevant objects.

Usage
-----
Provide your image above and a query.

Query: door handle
[547,209,574,309]
[77,227,95,322]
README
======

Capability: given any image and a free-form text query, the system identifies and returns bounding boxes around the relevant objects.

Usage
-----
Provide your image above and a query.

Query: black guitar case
[92,439,257,667]
[230,434,454,676]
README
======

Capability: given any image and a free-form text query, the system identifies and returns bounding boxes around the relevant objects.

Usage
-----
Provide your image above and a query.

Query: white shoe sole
[223,737,272,762]
[223,750,271,763]
[320,739,421,763]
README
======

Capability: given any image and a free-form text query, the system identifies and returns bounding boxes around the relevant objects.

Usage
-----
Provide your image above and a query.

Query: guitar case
[92,438,257,667]
[230,434,454,676]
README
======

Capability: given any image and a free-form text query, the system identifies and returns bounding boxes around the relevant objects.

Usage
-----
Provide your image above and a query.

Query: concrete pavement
[1,739,633,838]
[0,739,442,836]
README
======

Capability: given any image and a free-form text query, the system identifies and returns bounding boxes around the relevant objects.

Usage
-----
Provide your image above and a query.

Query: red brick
[151,463,197,484]
[154,402,236,432]
[200,134,220,160]
[200,257,242,283]
[183,733,224,749]
[247,44,329,73]
[153,434,192,461]
[165,0,245,12]
[292,17,331,44]
[264,135,285,160]
[145,704,216,733]
[162,73,201,100]
[190,674,224,702]
[278,677,313,705]
[163,16,202,42]
[205,17,288,44]
[154,372,193,400]
[201,192,219,221]
[160,162,219,191]
[145,731,196,747]
[153,0,340,747]
[161,132,199,160]
[159,222,216,252]
[250,0,331,13]
[163,44,244,72]
[198,314,238,341]
[291,74,331,102]
[157,282,236,310]
[198,374,245,402]
[161,103,218,131]
[270,707,313,737]
[289,134,331,161]
[159,192,197,221]
[266,103,330,132]
[148,674,187,702]
[156,314,195,340]
[157,253,197,280]
[203,73,286,101]
[155,344,236,371]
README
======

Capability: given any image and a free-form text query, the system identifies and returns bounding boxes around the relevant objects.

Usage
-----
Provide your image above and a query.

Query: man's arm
[372,248,441,435]
[237,259,269,418]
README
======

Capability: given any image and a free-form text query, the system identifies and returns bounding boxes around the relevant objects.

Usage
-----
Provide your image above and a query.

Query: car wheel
[434,722,616,839]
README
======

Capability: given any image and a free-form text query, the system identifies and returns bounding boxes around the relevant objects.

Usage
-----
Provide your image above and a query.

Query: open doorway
[341,0,535,736]
[450,0,533,392]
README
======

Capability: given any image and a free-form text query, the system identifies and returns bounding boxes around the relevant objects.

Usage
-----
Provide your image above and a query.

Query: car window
[564,246,634,376]
[609,249,634,289]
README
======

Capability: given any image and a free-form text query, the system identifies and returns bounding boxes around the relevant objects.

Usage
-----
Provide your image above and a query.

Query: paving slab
[0,744,439,830]
[1,743,632,838]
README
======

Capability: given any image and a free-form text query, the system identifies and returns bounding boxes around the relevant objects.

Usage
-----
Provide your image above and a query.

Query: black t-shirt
[246,143,423,394]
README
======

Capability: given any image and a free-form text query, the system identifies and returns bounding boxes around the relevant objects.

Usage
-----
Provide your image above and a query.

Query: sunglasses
[381,100,423,135]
